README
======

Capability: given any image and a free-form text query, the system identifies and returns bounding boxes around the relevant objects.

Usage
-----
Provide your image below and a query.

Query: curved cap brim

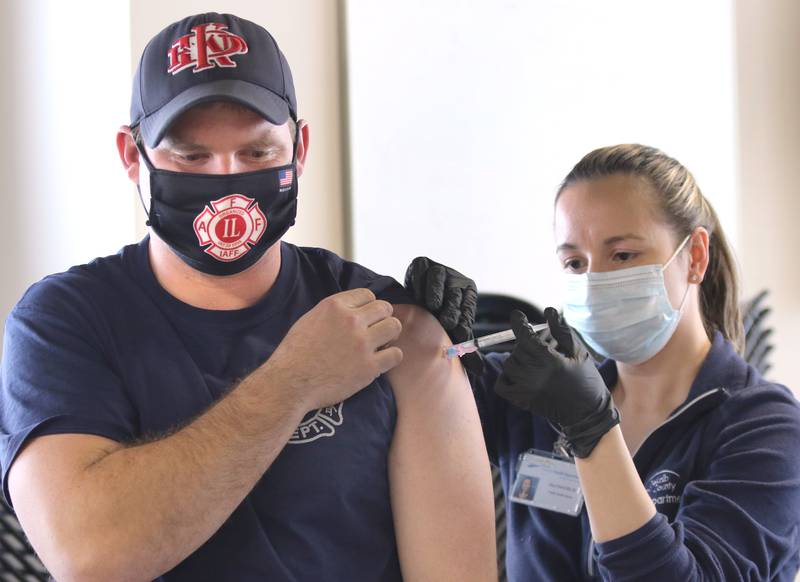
[138,79,292,148]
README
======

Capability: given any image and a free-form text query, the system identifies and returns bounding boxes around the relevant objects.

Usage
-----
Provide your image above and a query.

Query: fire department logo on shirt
[193,194,266,262]
[289,403,344,444]
[168,23,248,75]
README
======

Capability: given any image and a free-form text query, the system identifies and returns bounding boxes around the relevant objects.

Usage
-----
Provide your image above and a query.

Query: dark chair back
[742,289,774,376]
[0,500,50,580]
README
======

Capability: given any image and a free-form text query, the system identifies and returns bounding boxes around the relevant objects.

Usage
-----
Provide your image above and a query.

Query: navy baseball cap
[130,12,297,148]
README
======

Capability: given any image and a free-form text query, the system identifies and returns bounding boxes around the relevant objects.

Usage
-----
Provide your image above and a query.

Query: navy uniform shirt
[479,333,800,581]
[0,237,411,581]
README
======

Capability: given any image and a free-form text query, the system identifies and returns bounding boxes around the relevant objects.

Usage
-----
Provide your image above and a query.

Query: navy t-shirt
[0,237,412,581]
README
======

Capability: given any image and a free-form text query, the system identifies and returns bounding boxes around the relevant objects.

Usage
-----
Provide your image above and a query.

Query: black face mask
[137,126,299,277]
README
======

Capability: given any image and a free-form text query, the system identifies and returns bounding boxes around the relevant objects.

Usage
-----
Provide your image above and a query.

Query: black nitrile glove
[494,307,619,458]
[404,257,483,375]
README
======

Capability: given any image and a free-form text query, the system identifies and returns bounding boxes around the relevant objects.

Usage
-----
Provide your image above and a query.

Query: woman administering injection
[406,144,800,581]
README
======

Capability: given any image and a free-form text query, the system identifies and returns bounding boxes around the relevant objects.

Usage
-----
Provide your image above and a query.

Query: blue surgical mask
[562,235,692,364]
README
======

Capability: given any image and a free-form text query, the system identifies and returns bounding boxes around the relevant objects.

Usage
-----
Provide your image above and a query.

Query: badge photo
[510,450,584,516]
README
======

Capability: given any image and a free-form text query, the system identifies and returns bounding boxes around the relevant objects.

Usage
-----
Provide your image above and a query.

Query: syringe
[444,323,549,359]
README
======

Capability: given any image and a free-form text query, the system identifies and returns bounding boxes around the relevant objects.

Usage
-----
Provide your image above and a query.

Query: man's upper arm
[8,433,122,577]
[387,304,496,582]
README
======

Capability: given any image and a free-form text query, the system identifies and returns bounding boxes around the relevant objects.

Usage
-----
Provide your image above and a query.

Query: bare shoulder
[387,304,464,402]
[391,303,446,352]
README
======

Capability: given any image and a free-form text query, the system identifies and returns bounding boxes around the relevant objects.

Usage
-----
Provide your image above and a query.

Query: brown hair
[556,144,744,353]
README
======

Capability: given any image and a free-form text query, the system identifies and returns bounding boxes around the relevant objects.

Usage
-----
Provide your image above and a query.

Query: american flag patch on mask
[279,169,294,187]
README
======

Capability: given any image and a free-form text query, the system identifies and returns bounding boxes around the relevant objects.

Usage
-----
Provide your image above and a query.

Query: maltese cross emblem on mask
[192,194,267,262]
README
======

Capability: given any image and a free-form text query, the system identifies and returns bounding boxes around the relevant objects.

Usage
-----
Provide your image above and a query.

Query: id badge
[510,449,584,516]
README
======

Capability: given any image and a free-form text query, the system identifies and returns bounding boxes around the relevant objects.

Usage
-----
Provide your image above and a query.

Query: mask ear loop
[663,233,694,313]
[663,234,692,270]
[290,118,300,167]
[134,141,156,227]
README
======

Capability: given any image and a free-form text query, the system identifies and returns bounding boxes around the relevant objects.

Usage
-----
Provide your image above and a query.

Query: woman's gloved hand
[495,307,619,458]
[404,257,483,375]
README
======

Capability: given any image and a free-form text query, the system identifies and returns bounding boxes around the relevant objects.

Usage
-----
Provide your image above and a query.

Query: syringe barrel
[474,329,517,349]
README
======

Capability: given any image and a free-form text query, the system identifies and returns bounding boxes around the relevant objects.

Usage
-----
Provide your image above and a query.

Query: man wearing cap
[0,13,496,582]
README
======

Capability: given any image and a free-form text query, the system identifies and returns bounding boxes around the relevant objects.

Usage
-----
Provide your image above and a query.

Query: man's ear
[295,119,310,177]
[116,126,140,186]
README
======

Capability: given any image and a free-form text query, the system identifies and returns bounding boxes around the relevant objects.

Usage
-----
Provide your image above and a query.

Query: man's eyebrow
[160,134,284,151]
[160,136,207,152]
[241,136,284,149]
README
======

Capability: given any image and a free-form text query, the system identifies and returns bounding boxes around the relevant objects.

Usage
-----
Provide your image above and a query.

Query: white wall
[130,0,348,255]
[0,0,134,356]
[736,0,800,391]
[346,0,739,316]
